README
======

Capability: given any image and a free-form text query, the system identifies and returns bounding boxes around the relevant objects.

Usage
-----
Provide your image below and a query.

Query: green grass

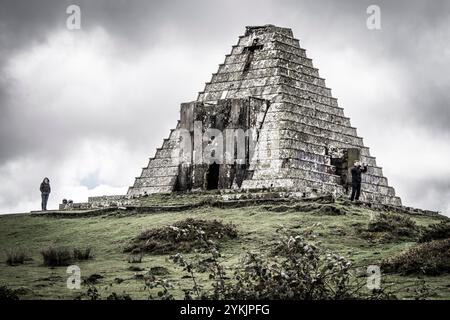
[0,197,448,300]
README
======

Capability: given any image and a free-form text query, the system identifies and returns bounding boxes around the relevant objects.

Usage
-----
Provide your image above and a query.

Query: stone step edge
[209,64,327,90]
[241,177,396,195]
[273,127,365,152]
[272,117,361,145]
[201,81,339,110]
[200,76,336,106]
[223,48,314,69]
[252,164,387,185]
[231,38,307,59]
[266,109,357,136]
[257,135,371,159]
[206,71,330,93]
[277,100,351,127]
[215,56,320,79]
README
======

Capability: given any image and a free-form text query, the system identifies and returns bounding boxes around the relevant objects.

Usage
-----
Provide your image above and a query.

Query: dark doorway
[330,148,361,193]
[206,162,220,190]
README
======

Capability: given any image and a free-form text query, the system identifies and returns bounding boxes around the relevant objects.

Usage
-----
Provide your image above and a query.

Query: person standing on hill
[40,177,51,211]
[350,161,367,201]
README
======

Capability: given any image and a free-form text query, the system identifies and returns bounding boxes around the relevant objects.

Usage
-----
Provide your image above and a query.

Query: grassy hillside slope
[0,195,449,300]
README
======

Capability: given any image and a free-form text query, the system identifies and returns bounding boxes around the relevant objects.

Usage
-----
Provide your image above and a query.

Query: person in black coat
[350,161,367,201]
[40,177,51,211]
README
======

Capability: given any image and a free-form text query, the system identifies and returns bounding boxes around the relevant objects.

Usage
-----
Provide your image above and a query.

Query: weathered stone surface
[127,24,402,206]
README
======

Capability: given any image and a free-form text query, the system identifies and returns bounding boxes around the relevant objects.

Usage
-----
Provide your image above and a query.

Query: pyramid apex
[245,24,293,37]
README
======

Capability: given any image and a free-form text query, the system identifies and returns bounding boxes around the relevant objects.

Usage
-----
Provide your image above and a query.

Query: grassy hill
[0,194,449,300]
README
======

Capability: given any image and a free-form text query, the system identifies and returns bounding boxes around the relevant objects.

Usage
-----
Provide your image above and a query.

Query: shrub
[106,292,132,300]
[124,218,237,255]
[40,246,72,267]
[220,246,354,299]
[74,284,101,300]
[382,239,450,275]
[219,229,360,300]
[85,274,104,284]
[419,221,450,243]
[5,248,27,266]
[368,213,418,234]
[0,284,19,300]
[145,226,434,300]
[361,212,419,242]
[128,251,143,263]
[148,266,170,276]
[73,247,93,260]
[41,246,94,266]
[159,228,394,300]
[128,265,144,271]
[76,286,133,300]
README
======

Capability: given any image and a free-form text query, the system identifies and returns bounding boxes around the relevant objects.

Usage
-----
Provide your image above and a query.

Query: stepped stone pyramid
[127,25,402,206]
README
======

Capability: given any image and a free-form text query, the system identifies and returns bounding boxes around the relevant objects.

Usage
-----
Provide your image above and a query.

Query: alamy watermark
[66,5,81,30]
[66,265,81,290]
[366,265,381,290]
[172,121,280,166]
[366,5,381,30]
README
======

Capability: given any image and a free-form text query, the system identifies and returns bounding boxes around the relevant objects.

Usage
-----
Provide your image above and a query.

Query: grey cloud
[0,0,449,214]
[401,176,450,214]
[0,0,66,60]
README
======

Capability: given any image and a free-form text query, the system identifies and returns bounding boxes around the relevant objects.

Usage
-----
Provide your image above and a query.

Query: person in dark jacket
[350,161,367,201]
[40,177,51,211]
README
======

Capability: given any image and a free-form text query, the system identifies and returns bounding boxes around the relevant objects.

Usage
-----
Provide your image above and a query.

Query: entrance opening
[206,162,220,190]
[329,148,361,193]
[331,157,346,186]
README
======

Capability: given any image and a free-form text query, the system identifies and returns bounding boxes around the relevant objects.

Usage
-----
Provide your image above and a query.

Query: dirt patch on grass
[124,218,237,255]
[382,239,450,275]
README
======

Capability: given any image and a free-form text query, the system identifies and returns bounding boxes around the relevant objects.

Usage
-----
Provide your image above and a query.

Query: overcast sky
[0,0,449,215]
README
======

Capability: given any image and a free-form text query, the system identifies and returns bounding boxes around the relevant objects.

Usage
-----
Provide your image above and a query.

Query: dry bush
[382,239,450,275]
[358,212,420,242]
[0,284,19,300]
[419,221,450,243]
[124,218,237,255]
[128,249,144,263]
[5,248,27,266]
[73,247,93,260]
[40,246,72,267]
[154,228,396,300]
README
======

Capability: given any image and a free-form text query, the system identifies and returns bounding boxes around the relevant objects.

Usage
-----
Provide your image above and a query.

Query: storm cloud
[0,0,449,214]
